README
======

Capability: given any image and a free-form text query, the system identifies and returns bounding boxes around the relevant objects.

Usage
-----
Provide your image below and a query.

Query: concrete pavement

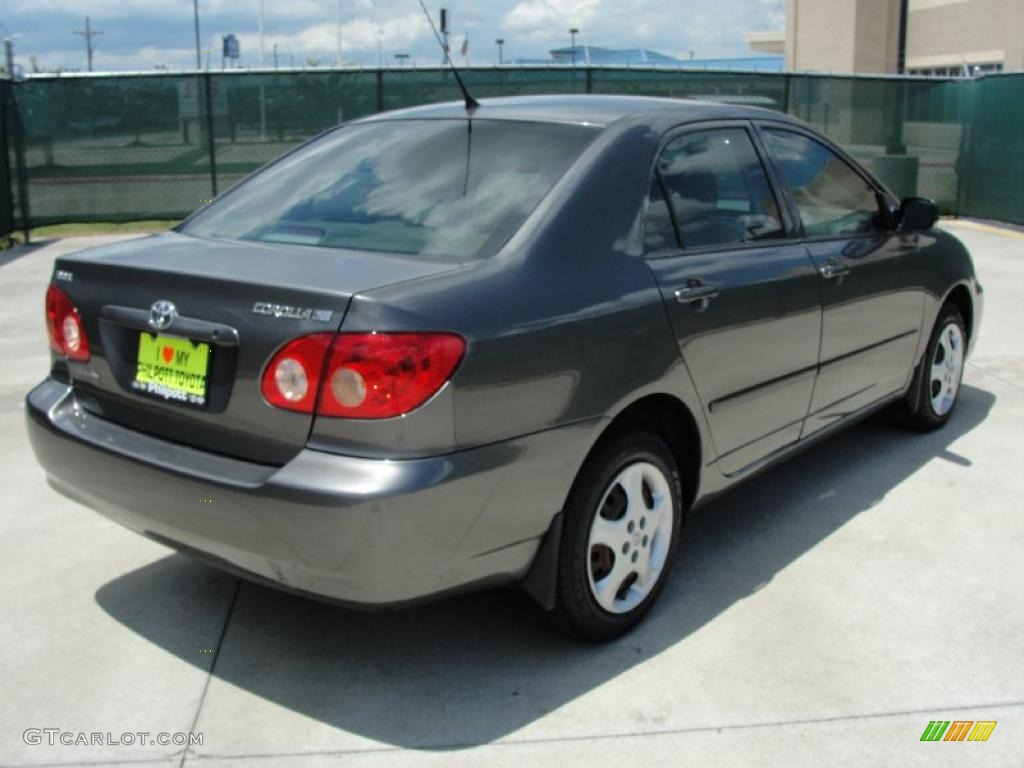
[1,222,1022,766]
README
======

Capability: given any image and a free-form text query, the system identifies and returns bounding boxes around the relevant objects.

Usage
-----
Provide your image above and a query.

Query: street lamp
[394,53,410,66]
[495,38,504,65]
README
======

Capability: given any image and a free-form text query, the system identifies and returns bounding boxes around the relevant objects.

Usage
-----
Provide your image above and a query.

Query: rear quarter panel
[307,119,714,494]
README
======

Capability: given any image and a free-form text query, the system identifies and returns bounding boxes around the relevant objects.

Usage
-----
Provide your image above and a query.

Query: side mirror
[898,197,938,232]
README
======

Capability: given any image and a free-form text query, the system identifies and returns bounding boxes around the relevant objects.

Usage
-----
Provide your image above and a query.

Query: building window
[909,63,1003,78]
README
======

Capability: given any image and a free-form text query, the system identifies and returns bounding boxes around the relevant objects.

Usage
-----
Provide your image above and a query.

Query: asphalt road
[1,221,1022,767]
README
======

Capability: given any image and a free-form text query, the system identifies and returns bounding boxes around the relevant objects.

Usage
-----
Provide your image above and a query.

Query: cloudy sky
[2,0,784,73]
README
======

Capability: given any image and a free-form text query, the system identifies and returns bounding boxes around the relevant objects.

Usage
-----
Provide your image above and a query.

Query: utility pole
[569,27,579,92]
[73,17,102,72]
[496,38,504,65]
[336,0,343,66]
[192,0,201,69]
[257,0,266,139]
[258,0,265,67]
[440,8,450,64]
[273,43,279,69]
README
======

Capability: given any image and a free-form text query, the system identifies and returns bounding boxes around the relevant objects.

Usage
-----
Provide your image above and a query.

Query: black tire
[905,303,967,431]
[551,431,683,641]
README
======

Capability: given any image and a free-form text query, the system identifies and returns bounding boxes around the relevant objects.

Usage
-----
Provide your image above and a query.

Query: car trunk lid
[53,231,459,465]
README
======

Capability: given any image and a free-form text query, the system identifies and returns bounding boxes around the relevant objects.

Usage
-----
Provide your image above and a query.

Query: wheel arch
[521,392,704,611]
[584,393,703,512]
[943,282,974,342]
[906,281,974,414]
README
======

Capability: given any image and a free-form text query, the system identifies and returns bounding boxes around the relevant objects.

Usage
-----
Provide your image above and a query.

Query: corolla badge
[148,300,178,331]
[252,302,333,323]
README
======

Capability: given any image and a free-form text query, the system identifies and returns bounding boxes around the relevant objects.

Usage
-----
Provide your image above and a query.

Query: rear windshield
[180,118,599,260]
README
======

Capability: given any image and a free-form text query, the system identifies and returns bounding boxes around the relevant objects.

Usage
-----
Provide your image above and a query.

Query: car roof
[358,93,798,129]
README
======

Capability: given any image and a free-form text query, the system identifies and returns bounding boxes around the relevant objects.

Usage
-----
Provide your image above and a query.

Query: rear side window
[762,128,884,237]
[656,127,784,249]
[181,119,599,260]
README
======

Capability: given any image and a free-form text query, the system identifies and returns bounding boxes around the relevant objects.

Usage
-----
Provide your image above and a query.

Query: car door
[758,124,926,437]
[644,123,823,476]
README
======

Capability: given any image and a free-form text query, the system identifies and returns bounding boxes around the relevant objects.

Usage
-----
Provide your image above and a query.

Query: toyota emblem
[148,300,177,331]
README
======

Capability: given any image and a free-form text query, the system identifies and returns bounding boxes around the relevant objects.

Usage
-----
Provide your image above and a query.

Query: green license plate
[133,333,211,406]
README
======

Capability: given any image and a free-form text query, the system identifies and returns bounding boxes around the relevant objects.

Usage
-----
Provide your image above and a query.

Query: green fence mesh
[957,74,1024,223]
[1,80,14,239]
[4,67,1023,233]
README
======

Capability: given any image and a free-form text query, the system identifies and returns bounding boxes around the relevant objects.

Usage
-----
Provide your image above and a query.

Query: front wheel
[905,303,967,431]
[552,432,683,641]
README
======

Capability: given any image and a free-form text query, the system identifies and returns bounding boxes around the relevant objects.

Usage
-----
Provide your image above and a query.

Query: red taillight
[45,283,90,361]
[319,333,465,419]
[260,333,333,413]
[261,332,465,419]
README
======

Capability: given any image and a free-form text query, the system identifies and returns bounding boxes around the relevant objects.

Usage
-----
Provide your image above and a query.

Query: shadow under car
[94,384,995,749]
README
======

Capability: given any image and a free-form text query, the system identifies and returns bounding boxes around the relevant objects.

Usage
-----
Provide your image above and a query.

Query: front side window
[181,119,599,260]
[762,128,884,237]
[656,127,784,249]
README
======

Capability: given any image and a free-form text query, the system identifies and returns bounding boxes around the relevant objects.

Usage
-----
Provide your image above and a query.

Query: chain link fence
[2,67,1022,239]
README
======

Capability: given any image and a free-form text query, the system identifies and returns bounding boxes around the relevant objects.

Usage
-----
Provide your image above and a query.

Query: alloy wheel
[930,322,965,417]
[586,461,674,614]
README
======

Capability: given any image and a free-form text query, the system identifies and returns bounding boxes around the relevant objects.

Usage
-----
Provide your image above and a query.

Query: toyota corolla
[26,95,982,639]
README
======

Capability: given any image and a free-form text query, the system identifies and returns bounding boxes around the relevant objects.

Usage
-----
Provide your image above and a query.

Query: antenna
[417,0,479,112]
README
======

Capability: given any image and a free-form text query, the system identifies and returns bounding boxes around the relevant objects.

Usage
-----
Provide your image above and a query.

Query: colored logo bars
[921,720,997,742]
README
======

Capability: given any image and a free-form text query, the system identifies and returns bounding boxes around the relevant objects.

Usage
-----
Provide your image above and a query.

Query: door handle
[819,258,851,280]
[674,280,720,309]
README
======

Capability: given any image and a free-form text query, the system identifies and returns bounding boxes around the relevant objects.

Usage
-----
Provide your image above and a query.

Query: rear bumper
[26,378,586,606]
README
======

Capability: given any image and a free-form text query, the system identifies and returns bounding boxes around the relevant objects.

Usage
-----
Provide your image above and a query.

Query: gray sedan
[26,95,982,639]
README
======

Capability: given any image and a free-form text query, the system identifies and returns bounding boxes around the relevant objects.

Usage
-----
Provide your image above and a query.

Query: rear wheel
[552,432,683,640]
[906,303,967,431]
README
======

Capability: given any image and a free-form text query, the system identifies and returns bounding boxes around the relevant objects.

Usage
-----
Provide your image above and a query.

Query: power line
[72,16,102,72]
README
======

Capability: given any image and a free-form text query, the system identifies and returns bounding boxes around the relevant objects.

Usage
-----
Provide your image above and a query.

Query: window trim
[644,169,681,256]
[751,120,899,244]
[641,119,802,260]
